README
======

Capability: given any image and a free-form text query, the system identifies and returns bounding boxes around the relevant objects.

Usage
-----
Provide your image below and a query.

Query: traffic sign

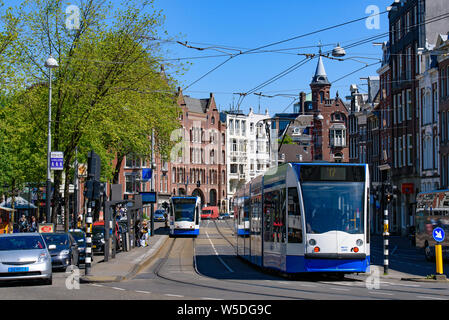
[433,227,445,242]
[50,151,64,170]
[142,168,152,181]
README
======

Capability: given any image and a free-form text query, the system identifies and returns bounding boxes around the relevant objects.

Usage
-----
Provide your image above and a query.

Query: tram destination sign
[300,165,365,182]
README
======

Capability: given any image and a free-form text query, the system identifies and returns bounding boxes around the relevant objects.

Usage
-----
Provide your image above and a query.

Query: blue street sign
[433,227,445,243]
[142,168,152,181]
[50,151,64,170]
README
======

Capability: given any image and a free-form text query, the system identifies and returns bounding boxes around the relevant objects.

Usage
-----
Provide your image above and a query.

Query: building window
[406,89,412,120]
[407,134,413,166]
[330,129,346,147]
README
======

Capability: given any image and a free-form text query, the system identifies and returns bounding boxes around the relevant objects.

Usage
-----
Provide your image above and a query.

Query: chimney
[300,92,306,115]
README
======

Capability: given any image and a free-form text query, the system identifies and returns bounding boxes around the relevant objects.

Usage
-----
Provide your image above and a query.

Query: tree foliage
[0,0,183,230]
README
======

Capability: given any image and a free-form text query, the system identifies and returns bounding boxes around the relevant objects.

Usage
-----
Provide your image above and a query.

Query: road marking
[298,283,315,288]
[135,290,151,294]
[395,283,421,288]
[416,295,446,300]
[206,230,234,272]
[111,287,125,291]
[90,284,104,287]
[201,297,223,300]
[165,294,184,298]
[330,287,349,291]
[369,291,393,296]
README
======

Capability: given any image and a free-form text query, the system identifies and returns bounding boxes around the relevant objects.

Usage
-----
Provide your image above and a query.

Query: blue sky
[6,0,393,115]
[152,0,393,115]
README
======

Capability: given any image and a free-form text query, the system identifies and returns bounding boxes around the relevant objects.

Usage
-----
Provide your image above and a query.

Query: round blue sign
[433,227,445,242]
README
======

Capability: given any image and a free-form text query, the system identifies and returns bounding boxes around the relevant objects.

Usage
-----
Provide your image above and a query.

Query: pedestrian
[140,220,149,247]
[19,215,29,232]
[77,215,82,229]
[134,219,141,246]
[29,216,38,233]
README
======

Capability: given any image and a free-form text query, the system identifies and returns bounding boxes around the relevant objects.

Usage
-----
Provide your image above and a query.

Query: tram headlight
[308,239,316,246]
[356,239,363,246]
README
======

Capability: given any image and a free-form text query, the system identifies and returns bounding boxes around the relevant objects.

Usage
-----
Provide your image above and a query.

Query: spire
[311,55,330,86]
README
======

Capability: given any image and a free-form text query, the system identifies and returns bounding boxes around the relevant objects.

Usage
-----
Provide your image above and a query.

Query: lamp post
[45,55,59,223]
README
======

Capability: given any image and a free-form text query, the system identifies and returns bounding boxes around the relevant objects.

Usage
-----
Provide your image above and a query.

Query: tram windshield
[173,199,196,222]
[301,182,364,234]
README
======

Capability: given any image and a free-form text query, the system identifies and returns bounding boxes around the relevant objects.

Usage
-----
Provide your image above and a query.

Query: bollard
[383,209,389,275]
[435,244,443,275]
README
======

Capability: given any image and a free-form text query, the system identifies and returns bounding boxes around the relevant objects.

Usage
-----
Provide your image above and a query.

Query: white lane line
[90,284,104,287]
[298,283,315,287]
[416,295,446,300]
[205,230,234,272]
[165,294,184,298]
[201,297,224,300]
[111,287,126,291]
[330,287,350,292]
[135,290,151,294]
[394,283,421,288]
[369,291,393,296]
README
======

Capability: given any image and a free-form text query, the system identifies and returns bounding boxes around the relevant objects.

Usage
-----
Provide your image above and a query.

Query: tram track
[145,222,433,300]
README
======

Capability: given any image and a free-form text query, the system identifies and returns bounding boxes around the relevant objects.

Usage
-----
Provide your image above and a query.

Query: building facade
[222,108,272,211]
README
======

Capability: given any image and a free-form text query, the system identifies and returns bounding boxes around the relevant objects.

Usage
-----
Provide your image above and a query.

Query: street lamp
[45,55,59,223]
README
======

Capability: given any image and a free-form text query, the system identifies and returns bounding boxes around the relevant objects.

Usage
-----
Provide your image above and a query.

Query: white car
[0,233,52,285]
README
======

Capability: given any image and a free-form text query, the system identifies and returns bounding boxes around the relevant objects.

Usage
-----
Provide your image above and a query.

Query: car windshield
[0,236,46,251]
[93,226,104,237]
[70,232,85,243]
[42,234,69,248]
[202,210,212,215]
[301,182,365,234]
[173,199,196,222]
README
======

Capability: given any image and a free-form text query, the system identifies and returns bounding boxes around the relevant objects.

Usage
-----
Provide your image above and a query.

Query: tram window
[288,187,302,243]
[264,190,280,243]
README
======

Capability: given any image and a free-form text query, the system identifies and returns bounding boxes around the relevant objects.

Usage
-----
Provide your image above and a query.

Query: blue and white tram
[169,196,201,236]
[234,185,250,237]
[235,162,370,274]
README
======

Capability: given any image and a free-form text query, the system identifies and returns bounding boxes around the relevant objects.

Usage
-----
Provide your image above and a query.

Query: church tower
[310,54,331,112]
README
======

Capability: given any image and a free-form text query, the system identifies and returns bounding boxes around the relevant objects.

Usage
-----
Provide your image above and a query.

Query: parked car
[41,233,79,270]
[0,233,52,285]
[218,212,230,220]
[68,229,86,265]
[92,221,120,253]
[154,209,166,222]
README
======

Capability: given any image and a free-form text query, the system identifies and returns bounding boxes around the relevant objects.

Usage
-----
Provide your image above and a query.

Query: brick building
[310,55,349,162]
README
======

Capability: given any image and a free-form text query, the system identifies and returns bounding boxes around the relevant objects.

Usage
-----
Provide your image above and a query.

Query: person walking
[19,215,29,232]
[29,216,38,232]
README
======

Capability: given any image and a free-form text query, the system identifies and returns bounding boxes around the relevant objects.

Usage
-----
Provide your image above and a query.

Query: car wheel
[424,241,432,261]
[42,275,52,285]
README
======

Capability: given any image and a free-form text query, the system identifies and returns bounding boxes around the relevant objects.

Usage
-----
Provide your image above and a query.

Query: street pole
[85,199,93,275]
[45,55,58,224]
[383,207,389,275]
[73,146,78,229]
[46,67,53,224]
[150,128,154,237]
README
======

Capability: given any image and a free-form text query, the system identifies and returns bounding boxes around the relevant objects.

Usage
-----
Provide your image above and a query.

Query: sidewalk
[348,235,449,283]
[80,230,169,283]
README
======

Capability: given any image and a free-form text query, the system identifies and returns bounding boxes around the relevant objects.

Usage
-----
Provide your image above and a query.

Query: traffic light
[386,193,393,203]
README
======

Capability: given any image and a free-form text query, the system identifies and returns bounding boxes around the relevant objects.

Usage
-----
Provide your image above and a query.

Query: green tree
[6,0,182,230]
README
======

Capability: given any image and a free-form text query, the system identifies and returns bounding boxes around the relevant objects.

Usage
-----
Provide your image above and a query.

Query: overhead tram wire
[183,10,389,90]
[234,10,449,109]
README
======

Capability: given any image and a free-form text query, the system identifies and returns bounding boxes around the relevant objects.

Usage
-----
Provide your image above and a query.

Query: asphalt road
[0,220,448,302]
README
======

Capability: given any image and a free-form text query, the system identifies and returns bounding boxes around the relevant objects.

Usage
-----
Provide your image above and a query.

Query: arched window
[211,116,215,124]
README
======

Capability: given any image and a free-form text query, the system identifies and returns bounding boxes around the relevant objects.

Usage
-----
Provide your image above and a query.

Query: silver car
[0,233,52,285]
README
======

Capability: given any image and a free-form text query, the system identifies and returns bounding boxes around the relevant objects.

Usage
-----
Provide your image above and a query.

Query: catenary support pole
[383,208,389,275]
[85,200,93,275]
